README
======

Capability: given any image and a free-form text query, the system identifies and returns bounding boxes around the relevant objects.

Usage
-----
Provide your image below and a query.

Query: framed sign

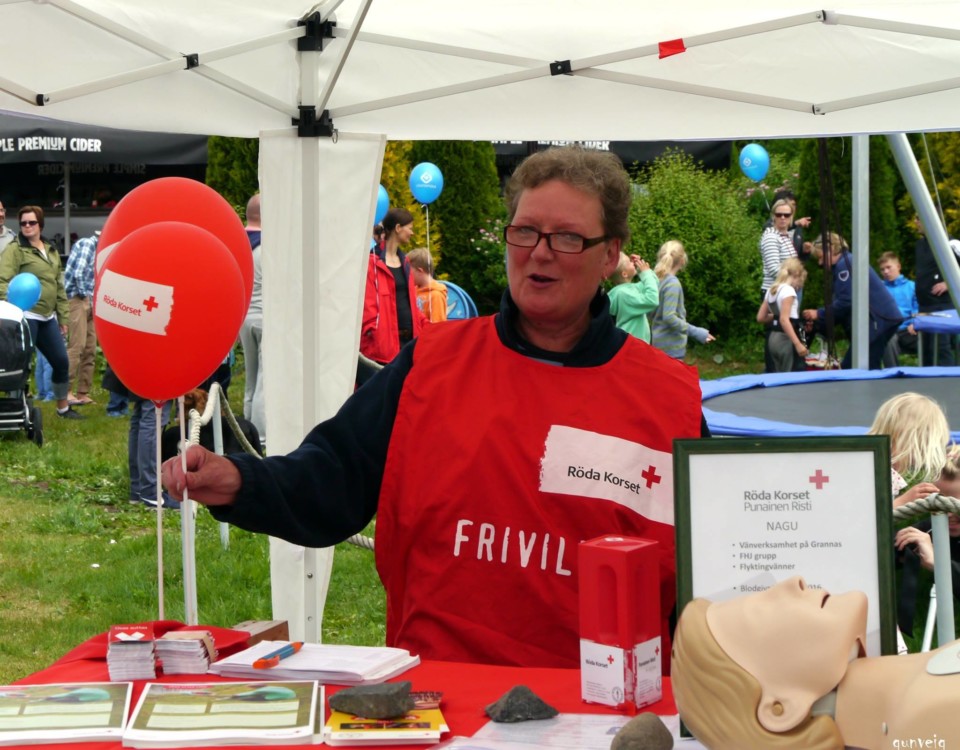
[674,435,896,657]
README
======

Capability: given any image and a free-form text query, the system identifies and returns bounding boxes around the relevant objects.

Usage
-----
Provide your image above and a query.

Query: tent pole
[886,134,960,311]
[850,136,869,369]
[63,162,71,257]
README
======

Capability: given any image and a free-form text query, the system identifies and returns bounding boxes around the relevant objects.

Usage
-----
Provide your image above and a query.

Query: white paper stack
[208,641,420,685]
[156,631,216,675]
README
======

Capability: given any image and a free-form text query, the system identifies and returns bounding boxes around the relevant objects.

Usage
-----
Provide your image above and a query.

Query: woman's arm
[756,297,773,324]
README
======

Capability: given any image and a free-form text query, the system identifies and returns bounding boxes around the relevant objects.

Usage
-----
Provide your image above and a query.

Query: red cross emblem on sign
[641,465,661,489]
[809,469,830,490]
[143,296,159,312]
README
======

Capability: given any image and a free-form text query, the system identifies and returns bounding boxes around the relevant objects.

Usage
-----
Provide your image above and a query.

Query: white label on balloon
[95,241,118,274]
[95,268,173,336]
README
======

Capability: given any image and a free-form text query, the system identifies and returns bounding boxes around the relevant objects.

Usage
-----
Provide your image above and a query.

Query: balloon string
[154,402,165,620]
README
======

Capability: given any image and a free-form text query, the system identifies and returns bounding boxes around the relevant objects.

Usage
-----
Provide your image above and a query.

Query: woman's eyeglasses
[774,212,793,219]
[20,220,39,227]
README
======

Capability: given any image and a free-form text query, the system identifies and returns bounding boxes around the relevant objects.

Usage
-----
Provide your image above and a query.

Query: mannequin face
[707,577,867,733]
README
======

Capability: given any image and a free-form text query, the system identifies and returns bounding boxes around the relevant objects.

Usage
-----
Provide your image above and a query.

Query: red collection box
[578,535,661,711]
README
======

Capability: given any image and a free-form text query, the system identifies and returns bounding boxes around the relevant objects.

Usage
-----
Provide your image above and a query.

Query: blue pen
[252,641,303,669]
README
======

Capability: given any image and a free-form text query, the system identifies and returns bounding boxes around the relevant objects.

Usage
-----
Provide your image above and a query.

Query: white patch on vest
[539,424,674,525]
[95,268,172,335]
[838,269,850,283]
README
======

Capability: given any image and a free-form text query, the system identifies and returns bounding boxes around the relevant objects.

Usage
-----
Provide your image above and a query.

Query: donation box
[578,535,661,711]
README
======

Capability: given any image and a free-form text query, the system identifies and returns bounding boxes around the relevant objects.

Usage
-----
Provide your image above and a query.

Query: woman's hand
[894,527,934,570]
[794,342,809,356]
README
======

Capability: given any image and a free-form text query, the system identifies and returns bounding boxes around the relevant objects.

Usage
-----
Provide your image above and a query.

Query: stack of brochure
[208,641,420,685]
[0,682,132,745]
[122,681,320,748]
[322,706,448,746]
[107,625,157,681]
[156,631,216,675]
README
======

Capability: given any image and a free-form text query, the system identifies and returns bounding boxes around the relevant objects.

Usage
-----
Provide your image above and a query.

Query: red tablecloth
[11,624,677,749]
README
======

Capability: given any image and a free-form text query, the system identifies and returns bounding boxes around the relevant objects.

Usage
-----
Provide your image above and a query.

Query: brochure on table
[323,705,448,746]
[0,682,132,745]
[209,641,419,684]
[674,435,896,657]
[122,680,319,748]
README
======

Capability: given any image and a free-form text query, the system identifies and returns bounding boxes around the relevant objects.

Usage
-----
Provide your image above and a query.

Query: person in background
[755,257,808,372]
[407,246,447,323]
[759,198,800,373]
[894,444,960,635]
[802,232,902,371]
[912,216,959,366]
[162,146,709,674]
[877,250,919,367]
[360,208,427,368]
[34,350,54,401]
[0,201,15,251]
[102,364,178,509]
[64,230,99,406]
[0,205,82,419]
[867,391,949,509]
[651,240,714,360]
[607,251,658,343]
[238,193,265,446]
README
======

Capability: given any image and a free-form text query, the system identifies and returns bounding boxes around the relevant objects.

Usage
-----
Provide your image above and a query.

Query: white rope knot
[892,492,960,522]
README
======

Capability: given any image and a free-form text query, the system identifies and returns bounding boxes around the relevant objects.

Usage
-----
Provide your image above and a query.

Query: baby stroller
[0,300,43,446]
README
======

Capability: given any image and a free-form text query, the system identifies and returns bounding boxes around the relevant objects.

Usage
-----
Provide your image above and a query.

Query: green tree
[629,150,759,342]
[380,141,433,249]
[407,141,503,310]
[205,136,259,218]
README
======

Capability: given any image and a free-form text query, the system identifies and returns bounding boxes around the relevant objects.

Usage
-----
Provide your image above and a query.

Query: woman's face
[773,205,794,233]
[706,577,866,732]
[19,212,41,241]
[506,180,619,344]
[395,222,414,245]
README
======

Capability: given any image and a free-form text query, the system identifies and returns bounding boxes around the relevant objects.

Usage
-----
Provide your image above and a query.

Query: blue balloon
[7,272,41,311]
[409,162,444,205]
[739,143,770,182]
[374,184,389,226]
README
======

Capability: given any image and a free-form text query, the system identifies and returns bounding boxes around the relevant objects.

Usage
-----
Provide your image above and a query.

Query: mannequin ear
[757,690,814,733]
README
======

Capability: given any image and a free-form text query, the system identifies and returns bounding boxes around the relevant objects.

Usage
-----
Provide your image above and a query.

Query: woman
[360,207,426,365]
[756,258,808,372]
[759,198,798,298]
[650,240,714,359]
[162,146,707,672]
[673,576,960,749]
[0,206,82,419]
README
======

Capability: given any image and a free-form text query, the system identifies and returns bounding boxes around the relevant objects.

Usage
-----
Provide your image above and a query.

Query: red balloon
[98,177,253,315]
[94,221,246,402]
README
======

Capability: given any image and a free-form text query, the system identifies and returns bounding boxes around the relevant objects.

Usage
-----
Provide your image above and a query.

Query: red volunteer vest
[375,317,702,669]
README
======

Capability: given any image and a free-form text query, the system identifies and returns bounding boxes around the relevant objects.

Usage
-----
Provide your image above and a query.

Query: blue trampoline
[443,280,478,320]
[702,367,960,443]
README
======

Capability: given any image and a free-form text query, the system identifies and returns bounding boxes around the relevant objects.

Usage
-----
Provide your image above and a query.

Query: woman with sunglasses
[0,205,82,419]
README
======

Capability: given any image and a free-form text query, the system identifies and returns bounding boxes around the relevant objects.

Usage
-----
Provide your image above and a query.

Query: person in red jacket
[360,208,427,365]
[162,146,707,672]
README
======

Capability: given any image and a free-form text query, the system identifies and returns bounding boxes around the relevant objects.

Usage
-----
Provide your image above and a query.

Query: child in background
[894,444,960,638]
[607,251,659,343]
[407,247,447,323]
[756,258,808,372]
[867,391,950,508]
[878,251,919,366]
[650,240,714,360]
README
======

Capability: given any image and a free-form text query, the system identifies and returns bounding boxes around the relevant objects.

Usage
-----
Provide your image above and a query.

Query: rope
[892,492,960,522]
[180,384,377,552]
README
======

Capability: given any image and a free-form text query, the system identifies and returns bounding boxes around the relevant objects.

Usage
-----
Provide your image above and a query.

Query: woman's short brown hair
[504,146,631,243]
[18,205,44,229]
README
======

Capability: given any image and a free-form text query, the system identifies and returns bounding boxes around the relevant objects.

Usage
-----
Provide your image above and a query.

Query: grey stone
[484,685,559,723]
[328,681,414,719]
[610,713,674,750]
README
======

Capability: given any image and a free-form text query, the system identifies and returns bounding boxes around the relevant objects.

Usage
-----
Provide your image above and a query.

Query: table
[913,309,960,364]
[10,625,679,749]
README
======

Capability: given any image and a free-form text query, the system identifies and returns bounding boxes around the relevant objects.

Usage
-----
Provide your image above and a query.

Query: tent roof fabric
[3,1,960,139]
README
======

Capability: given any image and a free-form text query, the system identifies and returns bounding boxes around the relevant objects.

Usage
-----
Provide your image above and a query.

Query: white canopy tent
[3,0,960,639]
